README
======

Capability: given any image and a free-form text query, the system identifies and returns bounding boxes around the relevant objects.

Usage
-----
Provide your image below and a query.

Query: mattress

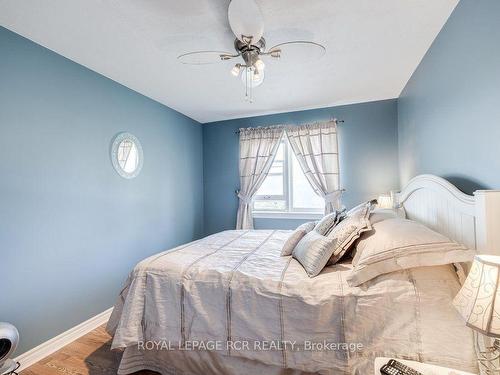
[107,229,478,374]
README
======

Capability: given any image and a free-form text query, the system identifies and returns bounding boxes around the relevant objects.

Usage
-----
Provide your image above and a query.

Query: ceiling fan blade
[266,41,326,62]
[228,0,264,44]
[177,51,238,65]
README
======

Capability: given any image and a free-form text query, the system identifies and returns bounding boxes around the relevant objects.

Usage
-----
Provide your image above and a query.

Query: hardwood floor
[20,325,159,375]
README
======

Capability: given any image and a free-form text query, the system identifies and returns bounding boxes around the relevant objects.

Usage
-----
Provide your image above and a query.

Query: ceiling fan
[177,0,326,102]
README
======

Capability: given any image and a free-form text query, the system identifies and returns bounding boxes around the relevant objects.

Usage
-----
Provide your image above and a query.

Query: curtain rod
[234,119,344,134]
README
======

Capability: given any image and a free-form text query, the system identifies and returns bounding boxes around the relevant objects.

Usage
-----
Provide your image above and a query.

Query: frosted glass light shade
[241,67,264,87]
[231,64,241,76]
[254,58,265,71]
[454,255,500,337]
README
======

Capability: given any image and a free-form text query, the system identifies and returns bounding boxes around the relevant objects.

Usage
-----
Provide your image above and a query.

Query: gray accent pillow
[292,231,339,277]
[292,200,375,277]
[280,221,317,256]
[314,210,345,235]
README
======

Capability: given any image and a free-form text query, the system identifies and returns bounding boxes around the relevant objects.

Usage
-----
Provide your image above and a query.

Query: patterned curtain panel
[285,121,341,214]
[237,127,284,229]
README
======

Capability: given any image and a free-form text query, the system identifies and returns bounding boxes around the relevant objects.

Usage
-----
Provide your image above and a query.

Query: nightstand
[374,357,477,375]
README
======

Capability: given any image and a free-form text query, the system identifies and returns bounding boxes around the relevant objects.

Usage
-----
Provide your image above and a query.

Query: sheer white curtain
[236,126,284,229]
[285,121,342,214]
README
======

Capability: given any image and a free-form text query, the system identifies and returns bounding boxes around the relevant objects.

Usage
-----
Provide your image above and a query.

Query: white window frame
[253,139,323,219]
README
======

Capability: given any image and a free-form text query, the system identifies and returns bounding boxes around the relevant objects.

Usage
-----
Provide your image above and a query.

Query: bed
[107,175,500,374]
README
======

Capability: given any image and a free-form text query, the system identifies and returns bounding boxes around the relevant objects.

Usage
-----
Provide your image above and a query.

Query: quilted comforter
[107,230,478,374]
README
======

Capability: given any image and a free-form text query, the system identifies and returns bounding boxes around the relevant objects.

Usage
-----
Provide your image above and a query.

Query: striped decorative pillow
[280,221,316,256]
[293,201,375,277]
[314,210,343,235]
[292,230,339,277]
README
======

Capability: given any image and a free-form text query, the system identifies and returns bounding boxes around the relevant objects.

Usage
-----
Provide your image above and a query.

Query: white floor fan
[0,323,19,375]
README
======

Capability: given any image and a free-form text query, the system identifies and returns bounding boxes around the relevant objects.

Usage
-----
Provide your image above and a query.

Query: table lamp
[454,255,500,373]
[377,191,398,209]
[377,194,393,209]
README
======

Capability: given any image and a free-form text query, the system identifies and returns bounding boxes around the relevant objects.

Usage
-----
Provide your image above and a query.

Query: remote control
[380,359,423,375]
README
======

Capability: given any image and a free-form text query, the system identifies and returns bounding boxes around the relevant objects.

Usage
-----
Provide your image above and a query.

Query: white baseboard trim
[14,307,113,372]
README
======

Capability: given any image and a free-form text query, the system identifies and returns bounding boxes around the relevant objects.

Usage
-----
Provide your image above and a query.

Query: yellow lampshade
[454,255,500,338]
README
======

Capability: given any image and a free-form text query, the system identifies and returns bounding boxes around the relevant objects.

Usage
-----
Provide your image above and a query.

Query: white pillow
[347,218,475,286]
[369,207,406,225]
[325,201,374,265]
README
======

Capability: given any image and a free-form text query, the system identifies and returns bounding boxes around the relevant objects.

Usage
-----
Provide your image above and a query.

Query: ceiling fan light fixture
[254,58,265,71]
[241,67,264,87]
[231,64,242,77]
[253,71,263,84]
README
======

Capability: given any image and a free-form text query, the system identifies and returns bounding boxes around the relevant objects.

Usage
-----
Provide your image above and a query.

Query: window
[253,139,324,216]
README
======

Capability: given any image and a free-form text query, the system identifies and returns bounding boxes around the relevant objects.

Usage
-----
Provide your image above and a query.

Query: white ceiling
[0,0,458,123]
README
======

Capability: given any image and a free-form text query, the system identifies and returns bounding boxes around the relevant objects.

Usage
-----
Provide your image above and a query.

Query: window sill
[253,211,323,220]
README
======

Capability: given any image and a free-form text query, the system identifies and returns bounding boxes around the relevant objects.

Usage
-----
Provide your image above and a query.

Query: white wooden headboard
[397,174,500,255]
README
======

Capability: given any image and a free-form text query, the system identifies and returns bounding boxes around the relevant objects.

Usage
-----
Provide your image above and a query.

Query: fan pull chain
[249,68,253,103]
[245,67,249,101]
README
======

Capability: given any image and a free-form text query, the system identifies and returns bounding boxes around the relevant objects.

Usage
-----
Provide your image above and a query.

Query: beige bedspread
[107,230,478,374]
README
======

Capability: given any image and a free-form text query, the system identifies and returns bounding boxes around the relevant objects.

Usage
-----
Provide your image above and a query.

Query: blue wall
[0,27,204,354]
[9,0,497,354]
[398,0,500,193]
[203,99,399,235]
